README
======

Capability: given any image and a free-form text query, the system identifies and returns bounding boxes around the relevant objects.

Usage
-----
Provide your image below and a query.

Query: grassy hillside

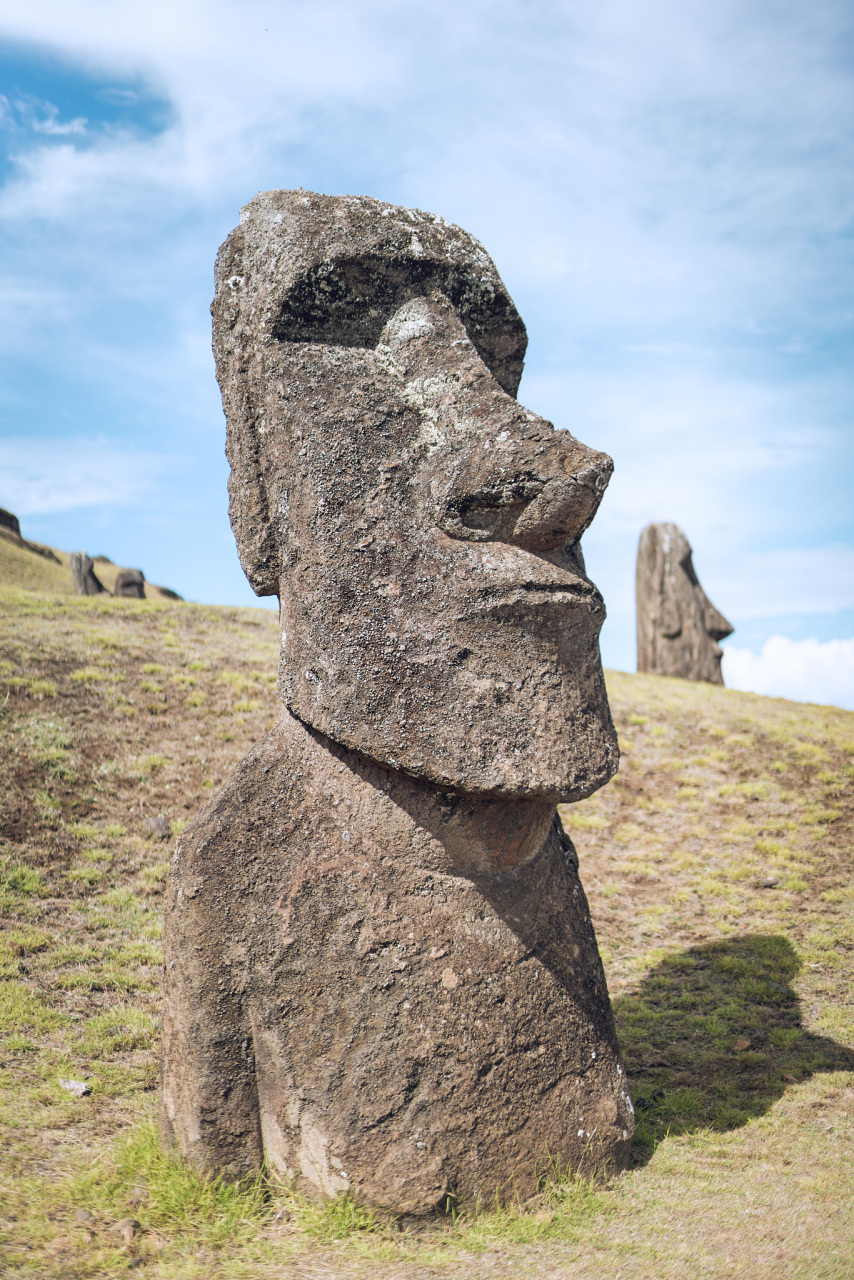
[0,528,181,602]
[0,586,852,1279]
[0,533,71,596]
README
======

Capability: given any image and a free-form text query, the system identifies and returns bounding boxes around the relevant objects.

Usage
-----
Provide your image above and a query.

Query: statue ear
[214,227,281,598]
[660,595,682,638]
[227,441,281,598]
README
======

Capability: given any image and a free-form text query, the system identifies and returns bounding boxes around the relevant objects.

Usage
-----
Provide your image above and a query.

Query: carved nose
[700,591,734,642]
[380,291,614,552]
[438,434,613,552]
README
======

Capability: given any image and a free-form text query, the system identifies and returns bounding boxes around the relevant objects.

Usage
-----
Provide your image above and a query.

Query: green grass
[0,590,852,1279]
[298,1191,382,1241]
[1,858,48,898]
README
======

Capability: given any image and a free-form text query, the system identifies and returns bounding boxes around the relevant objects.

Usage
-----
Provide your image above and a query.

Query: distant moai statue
[114,569,146,599]
[160,191,634,1214]
[69,552,105,596]
[636,522,733,684]
[0,507,21,536]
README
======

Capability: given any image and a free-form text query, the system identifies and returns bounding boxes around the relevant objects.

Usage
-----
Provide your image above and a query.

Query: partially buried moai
[636,522,734,684]
[160,191,634,1212]
[69,552,105,596]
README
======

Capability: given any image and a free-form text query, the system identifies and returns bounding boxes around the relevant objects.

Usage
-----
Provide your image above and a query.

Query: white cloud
[31,115,87,136]
[0,436,171,515]
[723,635,854,710]
[29,103,88,136]
[563,357,854,669]
[0,0,851,622]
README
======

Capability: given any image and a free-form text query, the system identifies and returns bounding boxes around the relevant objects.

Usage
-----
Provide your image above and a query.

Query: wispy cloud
[31,110,86,136]
[0,436,172,515]
[0,0,851,651]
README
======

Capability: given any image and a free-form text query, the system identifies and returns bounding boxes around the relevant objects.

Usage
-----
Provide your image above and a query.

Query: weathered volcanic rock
[69,552,105,596]
[161,190,633,1211]
[0,508,61,563]
[161,710,634,1210]
[0,506,20,536]
[636,522,733,684]
[145,815,172,841]
[114,568,146,598]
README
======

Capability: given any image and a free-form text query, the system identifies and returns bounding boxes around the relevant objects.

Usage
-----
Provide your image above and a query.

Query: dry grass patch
[1,596,852,1278]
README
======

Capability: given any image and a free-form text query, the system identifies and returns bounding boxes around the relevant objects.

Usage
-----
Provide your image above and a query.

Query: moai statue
[160,191,634,1213]
[114,568,146,599]
[0,506,21,536]
[636,522,733,684]
[69,552,105,596]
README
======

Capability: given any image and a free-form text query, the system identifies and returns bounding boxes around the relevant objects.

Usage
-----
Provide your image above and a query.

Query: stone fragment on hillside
[114,568,146,598]
[108,1218,140,1246]
[69,552,105,596]
[59,1077,91,1097]
[0,507,61,563]
[636,522,734,685]
[161,190,633,1213]
[145,815,171,840]
[0,506,21,536]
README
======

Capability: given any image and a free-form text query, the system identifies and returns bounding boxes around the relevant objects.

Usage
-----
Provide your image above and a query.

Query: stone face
[145,815,171,841]
[160,190,633,1211]
[69,552,105,597]
[636,522,733,684]
[114,568,146,598]
[215,190,617,801]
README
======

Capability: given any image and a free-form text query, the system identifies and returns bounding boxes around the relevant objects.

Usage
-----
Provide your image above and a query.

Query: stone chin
[278,558,619,803]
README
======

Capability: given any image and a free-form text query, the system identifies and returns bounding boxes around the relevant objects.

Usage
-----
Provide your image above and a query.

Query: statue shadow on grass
[608,932,854,1166]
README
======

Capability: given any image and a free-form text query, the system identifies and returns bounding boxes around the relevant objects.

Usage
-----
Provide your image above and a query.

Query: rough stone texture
[161,190,633,1211]
[636,522,734,684]
[215,190,617,799]
[114,568,146,599]
[0,506,20,536]
[145,815,172,841]
[69,552,105,597]
[162,712,633,1210]
[0,510,61,564]
[59,1078,91,1097]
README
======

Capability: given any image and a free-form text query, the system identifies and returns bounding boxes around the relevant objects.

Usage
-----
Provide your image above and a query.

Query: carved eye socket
[272,257,434,349]
[271,254,527,397]
[679,552,700,588]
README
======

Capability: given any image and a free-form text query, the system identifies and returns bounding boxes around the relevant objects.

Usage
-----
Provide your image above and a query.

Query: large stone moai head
[636,522,733,684]
[214,190,618,801]
[161,192,634,1214]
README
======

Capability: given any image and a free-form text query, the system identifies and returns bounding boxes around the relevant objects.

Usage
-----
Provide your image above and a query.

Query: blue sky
[1,0,853,706]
